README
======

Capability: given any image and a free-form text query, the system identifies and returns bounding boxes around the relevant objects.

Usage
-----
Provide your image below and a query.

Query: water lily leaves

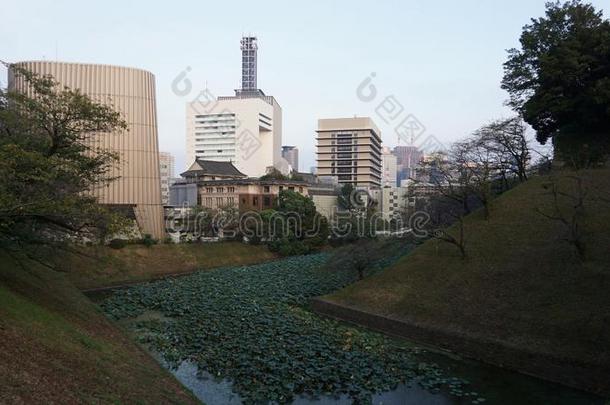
[100,252,481,404]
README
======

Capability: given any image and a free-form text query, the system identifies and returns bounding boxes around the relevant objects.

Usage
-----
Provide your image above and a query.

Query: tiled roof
[181,159,247,178]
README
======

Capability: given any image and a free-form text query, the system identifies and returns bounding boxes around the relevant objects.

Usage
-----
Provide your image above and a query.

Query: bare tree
[454,138,496,220]
[477,117,531,184]
[536,175,587,259]
[413,152,471,259]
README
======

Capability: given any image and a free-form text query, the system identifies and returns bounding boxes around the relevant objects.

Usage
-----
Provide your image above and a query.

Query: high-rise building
[393,145,423,184]
[281,146,299,171]
[159,152,175,205]
[316,117,382,188]
[9,61,164,238]
[381,147,397,186]
[186,36,282,177]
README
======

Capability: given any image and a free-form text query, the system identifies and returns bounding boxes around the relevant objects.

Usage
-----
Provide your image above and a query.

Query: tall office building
[186,36,282,177]
[9,61,164,238]
[381,146,397,186]
[393,145,423,184]
[159,152,175,205]
[316,117,382,188]
[281,146,299,171]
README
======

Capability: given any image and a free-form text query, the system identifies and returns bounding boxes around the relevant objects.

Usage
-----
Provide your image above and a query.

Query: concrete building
[9,61,164,238]
[381,147,397,187]
[171,159,307,211]
[186,36,283,177]
[316,117,382,188]
[393,145,423,185]
[195,179,307,211]
[380,186,408,221]
[281,146,299,172]
[159,152,175,205]
[169,159,247,207]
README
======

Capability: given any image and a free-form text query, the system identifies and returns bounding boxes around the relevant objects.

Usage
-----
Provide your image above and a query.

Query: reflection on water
[88,290,606,405]
[165,357,605,405]
[171,361,455,405]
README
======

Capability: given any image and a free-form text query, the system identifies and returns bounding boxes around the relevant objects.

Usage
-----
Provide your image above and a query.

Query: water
[87,282,606,405]
[169,361,453,405]
[160,354,604,405]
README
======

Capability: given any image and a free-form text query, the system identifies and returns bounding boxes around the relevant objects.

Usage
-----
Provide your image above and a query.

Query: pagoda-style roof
[181,159,247,179]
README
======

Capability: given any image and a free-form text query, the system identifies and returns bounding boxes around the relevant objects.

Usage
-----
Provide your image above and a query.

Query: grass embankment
[0,253,200,404]
[65,242,277,290]
[0,242,276,402]
[322,169,610,394]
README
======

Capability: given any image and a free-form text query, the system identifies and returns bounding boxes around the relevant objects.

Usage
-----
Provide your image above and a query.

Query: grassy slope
[65,242,277,290]
[326,169,610,369]
[0,242,277,402]
[0,254,199,404]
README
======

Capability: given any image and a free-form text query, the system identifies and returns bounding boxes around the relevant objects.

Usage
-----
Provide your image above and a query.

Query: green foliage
[100,252,480,404]
[259,168,289,180]
[264,190,329,256]
[0,63,128,252]
[338,183,355,210]
[139,234,157,248]
[502,0,610,161]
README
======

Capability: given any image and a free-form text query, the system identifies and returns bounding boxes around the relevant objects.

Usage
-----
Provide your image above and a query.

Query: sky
[2,0,608,172]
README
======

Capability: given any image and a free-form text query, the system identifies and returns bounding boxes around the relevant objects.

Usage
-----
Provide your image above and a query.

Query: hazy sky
[2,0,607,172]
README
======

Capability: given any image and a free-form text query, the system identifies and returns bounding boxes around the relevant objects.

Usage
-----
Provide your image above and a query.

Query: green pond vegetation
[100,250,487,404]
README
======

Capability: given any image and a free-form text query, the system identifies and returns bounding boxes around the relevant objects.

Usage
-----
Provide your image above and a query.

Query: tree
[536,175,587,259]
[348,241,372,280]
[259,168,289,181]
[476,117,531,184]
[338,183,356,211]
[0,63,128,257]
[266,190,329,255]
[501,1,610,163]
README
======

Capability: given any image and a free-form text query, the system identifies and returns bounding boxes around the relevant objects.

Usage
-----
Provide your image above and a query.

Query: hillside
[64,242,277,290]
[0,252,200,404]
[319,169,610,395]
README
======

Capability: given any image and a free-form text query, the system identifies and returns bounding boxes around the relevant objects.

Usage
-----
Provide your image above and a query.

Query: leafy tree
[502,0,610,163]
[0,63,128,257]
[266,190,329,255]
[338,183,356,211]
[259,168,289,181]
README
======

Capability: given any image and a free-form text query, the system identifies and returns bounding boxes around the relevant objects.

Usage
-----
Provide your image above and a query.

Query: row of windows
[200,196,237,207]
[333,168,358,174]
[204,187,236,193]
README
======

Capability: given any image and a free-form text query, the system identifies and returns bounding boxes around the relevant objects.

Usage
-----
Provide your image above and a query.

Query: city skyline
[1,0,589,171]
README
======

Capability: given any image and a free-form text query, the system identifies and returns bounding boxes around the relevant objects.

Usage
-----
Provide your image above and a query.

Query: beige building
[8,61,164,238]
[316,117,382,188]
[159,152,175,205]
[381,146,397,186]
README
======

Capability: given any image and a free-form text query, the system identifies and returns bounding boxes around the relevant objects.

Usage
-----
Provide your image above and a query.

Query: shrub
[140,234,157,248]
[108,238,127,249]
